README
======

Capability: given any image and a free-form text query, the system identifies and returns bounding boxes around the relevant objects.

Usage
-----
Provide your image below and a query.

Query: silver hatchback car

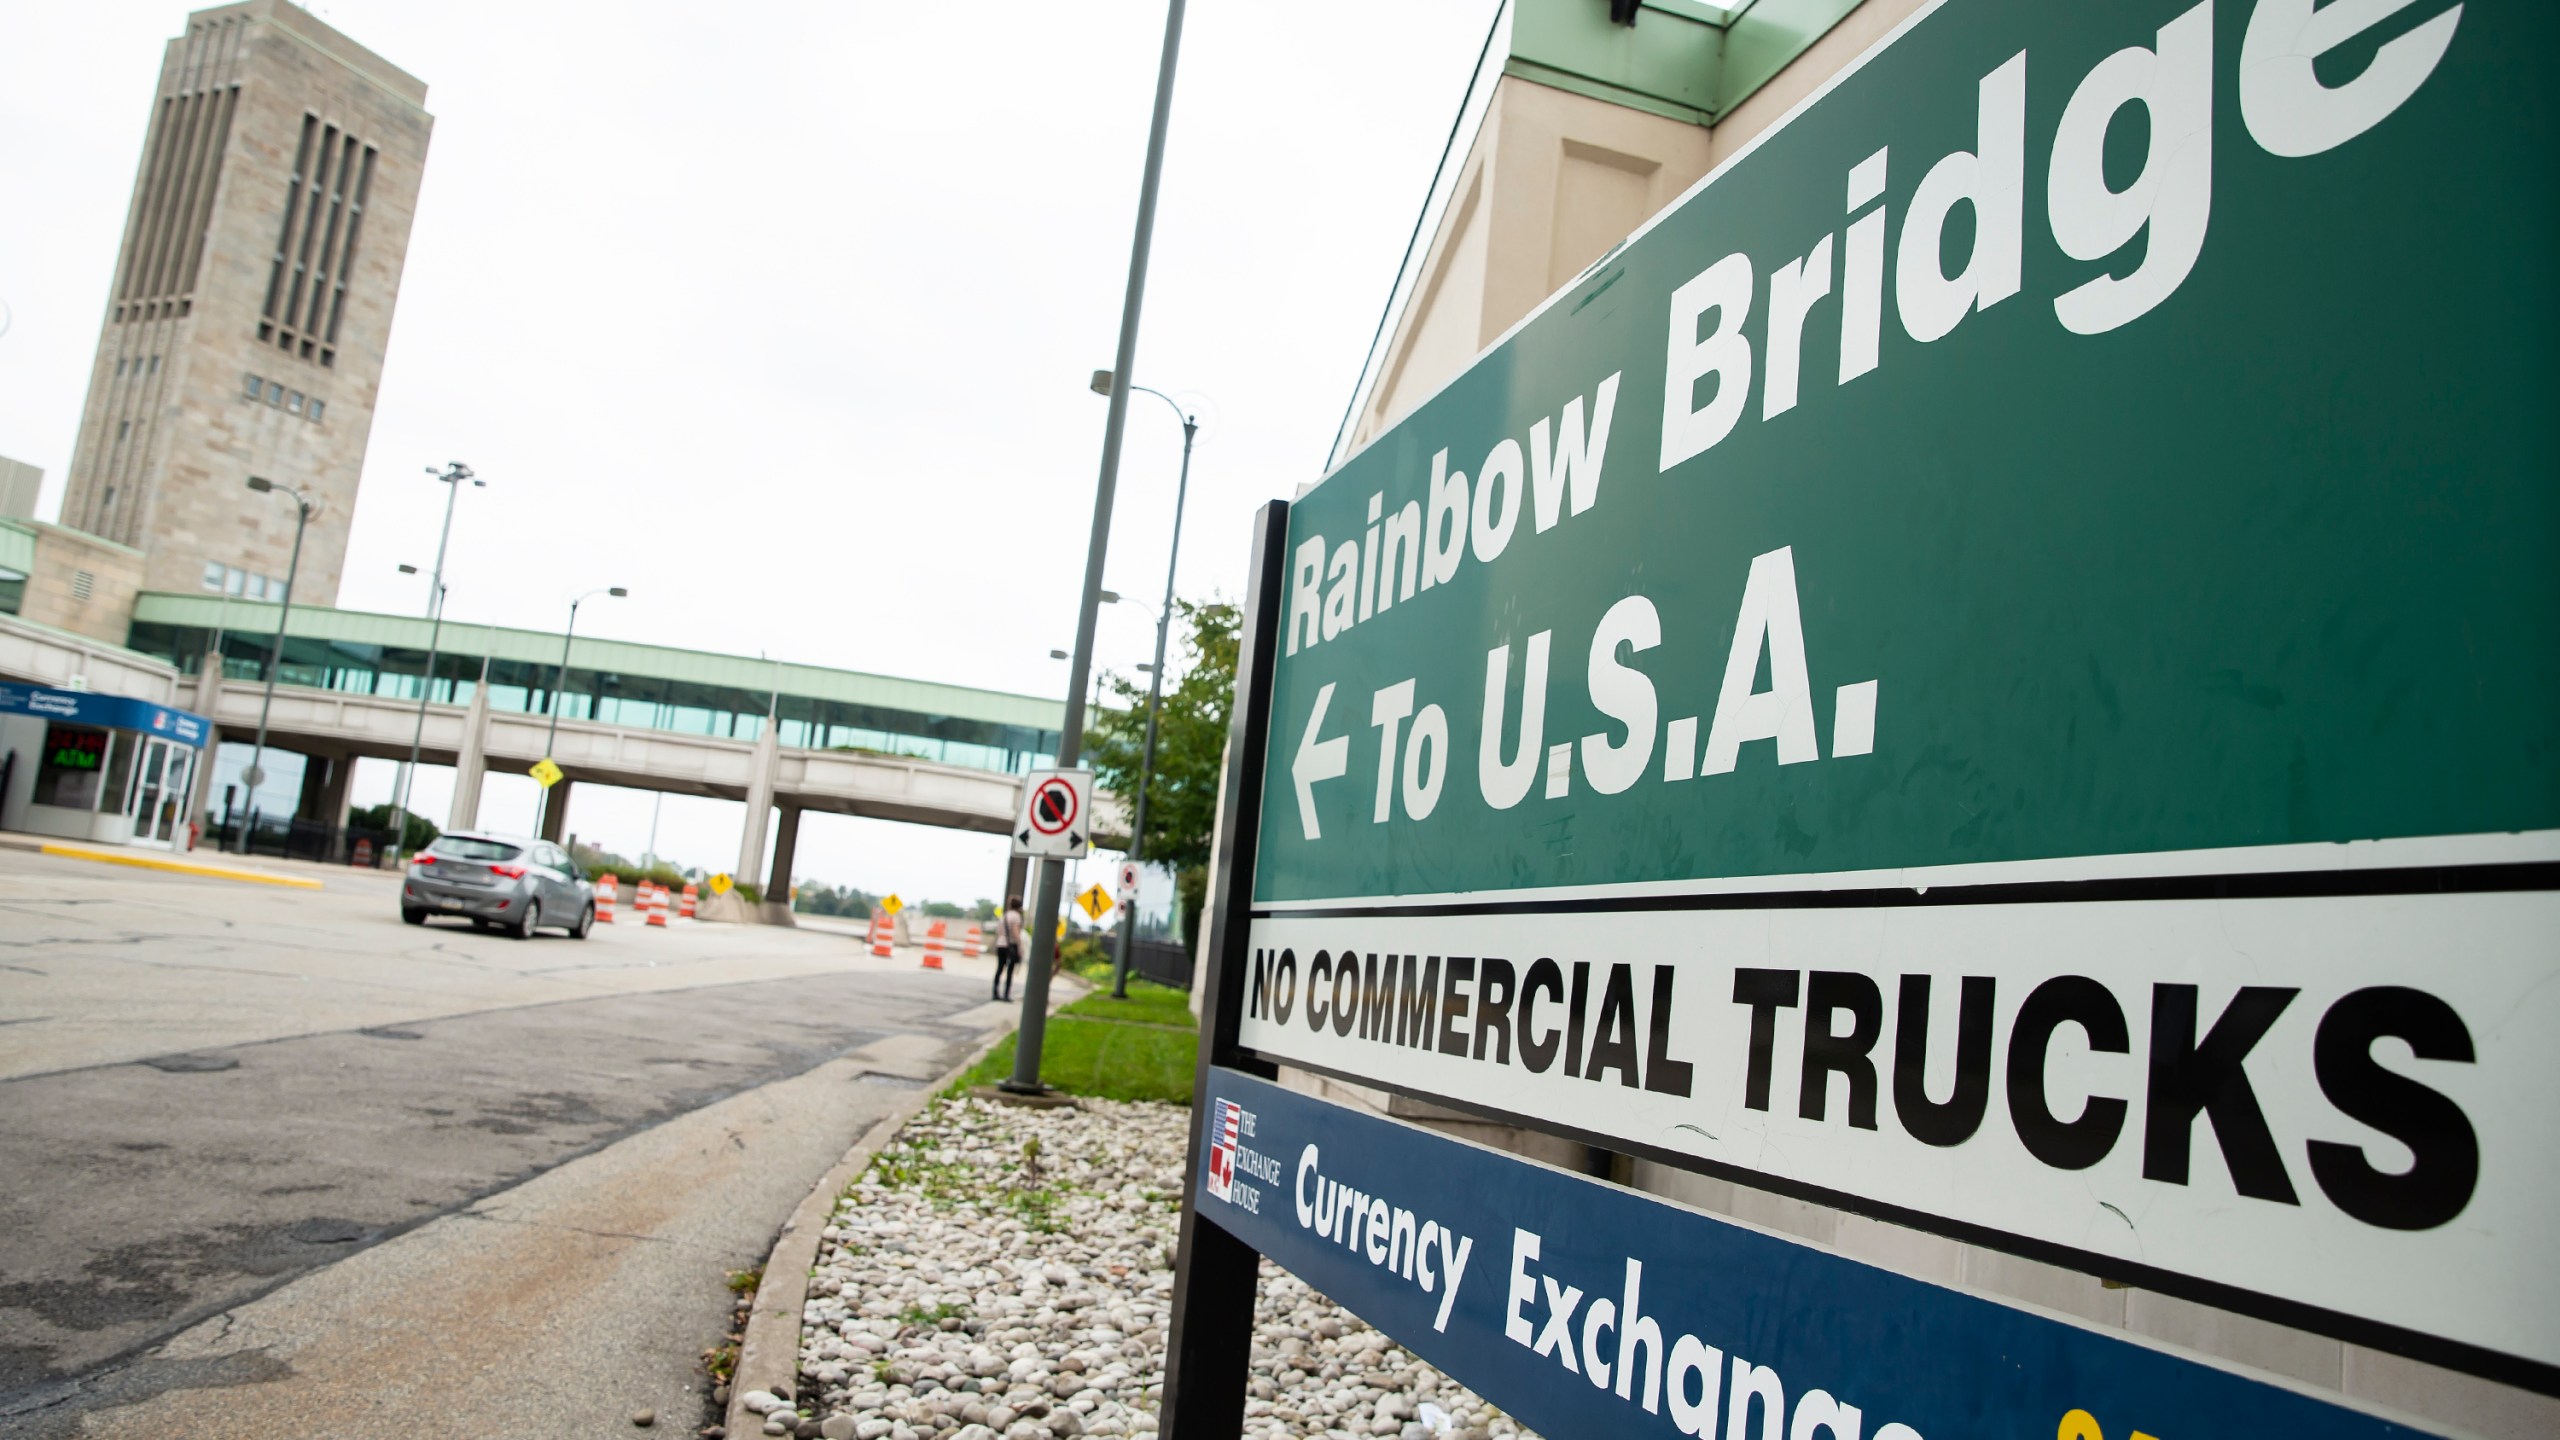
[400,831,596,939]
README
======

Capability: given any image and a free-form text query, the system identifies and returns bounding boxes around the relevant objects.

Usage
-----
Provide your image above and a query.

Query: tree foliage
[1085,599,1237,950]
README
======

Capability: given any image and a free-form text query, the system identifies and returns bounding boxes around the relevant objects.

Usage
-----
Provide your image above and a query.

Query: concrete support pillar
[295,750,348,824]
[1005,854,1029,908]
[539,778,572,843]
[760,801,801,926]
[448,670,491,832]
[735,723,780,891]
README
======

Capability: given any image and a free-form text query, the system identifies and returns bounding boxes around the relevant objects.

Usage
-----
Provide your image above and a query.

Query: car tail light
[412,854,436,865]
[489,863,528,879]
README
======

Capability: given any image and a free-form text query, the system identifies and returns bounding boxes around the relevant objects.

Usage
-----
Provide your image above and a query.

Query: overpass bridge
[113,593,1120,904]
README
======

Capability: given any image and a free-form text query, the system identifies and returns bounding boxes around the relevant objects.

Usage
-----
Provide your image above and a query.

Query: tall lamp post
[538,585,626,837]
[391,462,479,861]
[1007,0,1187,1095]
[242,476,316,844]
[1089,371,1197,999]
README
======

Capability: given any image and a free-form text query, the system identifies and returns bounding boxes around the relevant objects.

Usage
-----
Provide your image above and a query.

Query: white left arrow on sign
[1292,682,1349,841]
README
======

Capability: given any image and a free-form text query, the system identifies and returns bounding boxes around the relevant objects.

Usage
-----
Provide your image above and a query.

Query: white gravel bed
[742,1095,1534,1440]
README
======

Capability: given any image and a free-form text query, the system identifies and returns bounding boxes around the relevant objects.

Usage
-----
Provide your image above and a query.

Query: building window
[149,355,161,374]
[116,358,128,378]
[262,113,377,369]
[266,381,284,406]
[307,399,325,423]
[223,567,244,596]
[117,420,129,441]
[243,371,262,399]
[287,390,304,415]
[202,561,225,591]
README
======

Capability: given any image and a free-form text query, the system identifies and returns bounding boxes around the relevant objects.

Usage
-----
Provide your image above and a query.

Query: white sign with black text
[1238,888,2560,1373]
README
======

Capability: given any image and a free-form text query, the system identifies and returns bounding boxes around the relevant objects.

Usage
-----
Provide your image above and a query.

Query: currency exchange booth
[0,683,211,849]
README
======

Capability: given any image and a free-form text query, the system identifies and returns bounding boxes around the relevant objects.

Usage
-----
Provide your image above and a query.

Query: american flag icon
[1206,1099,1242,1201]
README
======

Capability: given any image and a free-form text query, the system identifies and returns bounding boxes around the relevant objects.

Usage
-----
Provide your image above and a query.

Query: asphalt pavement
[0,847,1028,1437]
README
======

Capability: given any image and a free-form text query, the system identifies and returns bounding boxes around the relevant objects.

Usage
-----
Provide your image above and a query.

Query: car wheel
[512,899,540,940]
[402,907,427,926]
[571,902,595,940]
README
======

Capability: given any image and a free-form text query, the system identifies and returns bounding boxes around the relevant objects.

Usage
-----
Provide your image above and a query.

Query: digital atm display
[46,726,107,771]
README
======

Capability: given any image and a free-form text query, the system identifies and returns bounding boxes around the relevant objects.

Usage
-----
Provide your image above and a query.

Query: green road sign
[1254,0,2556,907]
[1230,0,2560,1390]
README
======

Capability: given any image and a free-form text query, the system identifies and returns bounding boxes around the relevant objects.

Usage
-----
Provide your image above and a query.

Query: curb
[2,836,325,889]
[727,978,1091,1439]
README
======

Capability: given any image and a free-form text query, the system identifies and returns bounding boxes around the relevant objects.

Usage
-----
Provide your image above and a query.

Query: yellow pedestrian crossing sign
[1076,883,1114,922]
[879,893,903,915]
[529,757,564,788]
[709,872,733,896]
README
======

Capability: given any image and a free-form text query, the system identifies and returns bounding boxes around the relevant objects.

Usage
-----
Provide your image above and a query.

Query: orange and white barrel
[962,923,983,958]
[869,912,894,958]
[921,919,947,971]
[597,874,617,924]
[680,881,698,920]
[646,883,669,928]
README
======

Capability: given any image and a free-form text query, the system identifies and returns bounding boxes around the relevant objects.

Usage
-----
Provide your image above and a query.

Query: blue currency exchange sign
[1194,1068,2439,1440]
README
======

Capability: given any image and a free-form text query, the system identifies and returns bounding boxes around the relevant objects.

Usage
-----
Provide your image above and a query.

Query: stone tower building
[57,0,430,608]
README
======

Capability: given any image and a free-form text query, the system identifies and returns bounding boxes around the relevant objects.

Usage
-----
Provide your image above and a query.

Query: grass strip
[954,1016,1196,1105]
[1059,977,1197,1030]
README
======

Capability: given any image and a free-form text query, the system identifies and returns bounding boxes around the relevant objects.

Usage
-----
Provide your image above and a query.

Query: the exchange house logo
[1207,1100,1243,1201]
[1205,1098,1282,1213]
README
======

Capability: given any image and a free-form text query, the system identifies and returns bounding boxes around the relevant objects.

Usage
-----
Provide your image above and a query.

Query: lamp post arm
[545,599,580,757]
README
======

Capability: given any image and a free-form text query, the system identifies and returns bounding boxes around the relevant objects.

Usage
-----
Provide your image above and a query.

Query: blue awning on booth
[0,683,211,748]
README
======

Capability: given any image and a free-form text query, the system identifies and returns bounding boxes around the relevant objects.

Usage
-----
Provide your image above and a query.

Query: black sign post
[1159,501,1286,1439]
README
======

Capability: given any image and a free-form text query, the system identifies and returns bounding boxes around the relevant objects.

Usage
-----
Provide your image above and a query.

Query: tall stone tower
[57,0,430,608]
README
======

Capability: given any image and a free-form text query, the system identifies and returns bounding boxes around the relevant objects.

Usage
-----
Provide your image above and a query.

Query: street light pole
[538,585,626,837]
[1090,379,1197,1000]
[243,476,314,846]
[392,463,478,861]
[1008,0,1188,1094]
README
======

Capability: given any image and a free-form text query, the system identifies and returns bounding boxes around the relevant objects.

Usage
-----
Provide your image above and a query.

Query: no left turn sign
[1012,768,1093,859]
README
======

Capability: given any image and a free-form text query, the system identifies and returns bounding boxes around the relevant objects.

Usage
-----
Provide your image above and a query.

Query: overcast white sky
[0,0,1498,908]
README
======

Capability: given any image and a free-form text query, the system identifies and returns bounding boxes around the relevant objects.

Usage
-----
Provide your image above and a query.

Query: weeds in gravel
[725,1265,762,1296]
[702,1343,738,1384]
[897,1300,965,1329]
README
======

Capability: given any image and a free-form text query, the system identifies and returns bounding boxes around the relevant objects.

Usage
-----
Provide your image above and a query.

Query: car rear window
[429,837,523,862]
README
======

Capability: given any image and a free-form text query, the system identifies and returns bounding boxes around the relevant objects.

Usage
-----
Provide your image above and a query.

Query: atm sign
[46,726,106,771]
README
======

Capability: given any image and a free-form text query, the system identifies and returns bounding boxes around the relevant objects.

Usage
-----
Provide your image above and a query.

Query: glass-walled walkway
[127,593,1064,777]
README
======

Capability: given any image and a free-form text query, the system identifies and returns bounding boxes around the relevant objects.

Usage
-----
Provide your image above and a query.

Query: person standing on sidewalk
[993,896,1025,1001]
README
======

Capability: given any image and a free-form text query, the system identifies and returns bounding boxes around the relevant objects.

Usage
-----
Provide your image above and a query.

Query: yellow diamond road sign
[879,893,903,915]
[1077,883,1114,922]
[528,757,564,788]
[708,872,733,896]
